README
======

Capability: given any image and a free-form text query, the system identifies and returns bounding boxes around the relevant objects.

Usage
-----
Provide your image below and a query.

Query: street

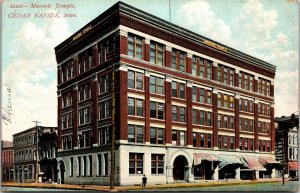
[2,181,298,192]
[129,181,299,192]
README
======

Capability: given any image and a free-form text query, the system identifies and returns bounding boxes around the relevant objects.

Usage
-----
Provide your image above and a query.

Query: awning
[259,157,280,166]
[193,153,218,165]
[288,162,298,171]
[218,155,243,169]
[242,156,266,171]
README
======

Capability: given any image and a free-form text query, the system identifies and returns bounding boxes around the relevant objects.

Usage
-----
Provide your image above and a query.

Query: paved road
[129,181,299,192]
[1,186,86,191]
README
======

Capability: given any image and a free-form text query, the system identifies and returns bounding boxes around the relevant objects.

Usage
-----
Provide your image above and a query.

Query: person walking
[142,174,147,187]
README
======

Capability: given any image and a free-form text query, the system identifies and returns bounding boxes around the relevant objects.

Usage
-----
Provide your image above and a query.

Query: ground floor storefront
[56,145,279,185]
[13,163,36,183]
[2,166,14,181]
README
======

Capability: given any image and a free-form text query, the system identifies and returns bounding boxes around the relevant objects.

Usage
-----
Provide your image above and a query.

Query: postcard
[1,0,299,192]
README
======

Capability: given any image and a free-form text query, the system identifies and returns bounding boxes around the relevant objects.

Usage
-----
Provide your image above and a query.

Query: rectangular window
[150,76,164,94]
[199,88,205,103]
[207,61,212,79]
[207,112,212,126]
[89,155,92,176]
[172,106,177,121]
[99,126,111,145]
[151,154,164,174]
[180,131,186,146]
[77,156,81,176]
[199,111,204,125]
[179,107,186,122]
[128,34,143,59]
[200,133,205,148]
[97,154,101,175]
[179,83,185,99]
[208,134,212,148]
[79,106,91,125]
[192,87,197,102]
[171,50,177,69]
[150,127,164,144]
[104,153,108,175]
[150,41,164,66]
[129,153,144,174]
[171,82,177,97]
[230,136,234,150]
[179,52,186,72]
[172,130,177,145]
[128,98,143,116]
[128,70,143,90]
[70,157,73,176]
[150,102,164,119]
[128,125,144,143]
[192,57,197,76]
[229,70,234,85]
[192,110,196,124]
[217,66,221,82]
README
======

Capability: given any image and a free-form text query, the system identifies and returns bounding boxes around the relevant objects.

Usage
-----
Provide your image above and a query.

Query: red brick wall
[212,92,218,148]
[165,50,171,68]
[57,94,62,149]
[234,97,240,150]
[144,75,150,143]
[165,81,172,144]
[91,79,99,145]
[254,102,259,151]
[116,70,128,140]
[73,88,78,147]
[186,86,193,146]
[120,35,128,55]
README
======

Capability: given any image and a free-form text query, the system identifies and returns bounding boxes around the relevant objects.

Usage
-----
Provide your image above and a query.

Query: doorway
[173,155,188,181]
[59,161,65,184]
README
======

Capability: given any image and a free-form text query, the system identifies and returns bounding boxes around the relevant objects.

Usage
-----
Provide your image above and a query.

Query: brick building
[2,141,13,181]
[13,126,57,183]
[55,2,277,185]
[275,114,298,179]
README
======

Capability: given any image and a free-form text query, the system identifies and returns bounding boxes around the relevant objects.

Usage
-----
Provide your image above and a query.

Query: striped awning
[218,155,242,169]
[242,156,266,171]
[193,153,218,165]
[259,157,280,166]
[288,162,298,171]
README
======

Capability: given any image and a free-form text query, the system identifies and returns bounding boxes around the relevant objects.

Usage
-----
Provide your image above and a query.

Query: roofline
[55,1,276,72]
[12,126,57,136]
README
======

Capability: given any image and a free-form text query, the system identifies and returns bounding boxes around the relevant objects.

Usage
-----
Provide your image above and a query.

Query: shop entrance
[173,155,188,181]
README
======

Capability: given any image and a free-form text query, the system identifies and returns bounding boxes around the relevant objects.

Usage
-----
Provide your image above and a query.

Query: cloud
[2,18,71,140]
[177,0,298,117]
[176,0,232,45]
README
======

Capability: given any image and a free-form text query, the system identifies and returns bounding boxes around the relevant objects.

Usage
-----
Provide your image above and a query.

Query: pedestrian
[142,174,147,187]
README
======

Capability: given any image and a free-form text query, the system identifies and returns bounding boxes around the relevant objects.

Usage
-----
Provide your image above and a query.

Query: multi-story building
[38,127,58,183]
[55,2,277,185]
[1,141,13,181]
[13,126,57,183]
[275,114,298,179]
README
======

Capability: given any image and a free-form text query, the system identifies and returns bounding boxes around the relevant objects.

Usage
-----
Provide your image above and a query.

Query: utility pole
[110,63,116,190]
[33,120,41,183]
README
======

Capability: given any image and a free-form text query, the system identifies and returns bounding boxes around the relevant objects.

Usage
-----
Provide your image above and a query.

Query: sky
[1,0,299,141]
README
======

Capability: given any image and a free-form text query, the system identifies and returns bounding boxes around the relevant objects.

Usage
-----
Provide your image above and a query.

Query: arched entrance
[173,155,188,181]
[59,161,65,184]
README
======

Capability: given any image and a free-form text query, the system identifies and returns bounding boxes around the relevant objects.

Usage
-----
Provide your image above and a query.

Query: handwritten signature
[2,84,12,125]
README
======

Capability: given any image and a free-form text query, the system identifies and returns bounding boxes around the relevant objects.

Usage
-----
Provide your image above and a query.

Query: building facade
[2,141,13,181]
[38,127,58,183]
[275,114,298,179]
[13,126,57,183]
[55,2,277,185]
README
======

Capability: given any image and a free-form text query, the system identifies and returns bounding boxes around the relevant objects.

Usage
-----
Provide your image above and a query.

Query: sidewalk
[1,178,286,192]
